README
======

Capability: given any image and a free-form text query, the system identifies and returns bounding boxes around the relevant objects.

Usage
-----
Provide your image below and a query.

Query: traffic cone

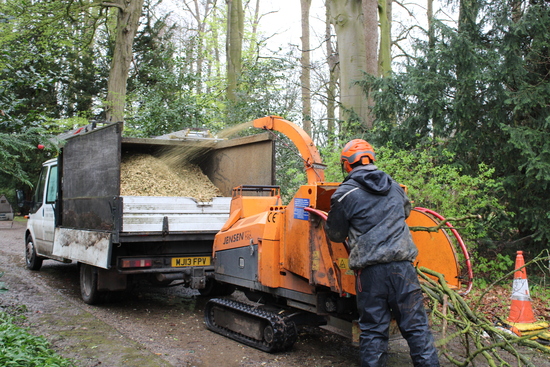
[507,251,537,324]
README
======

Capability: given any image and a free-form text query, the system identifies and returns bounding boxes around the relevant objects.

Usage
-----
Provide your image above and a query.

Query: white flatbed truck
[23,122,274,304]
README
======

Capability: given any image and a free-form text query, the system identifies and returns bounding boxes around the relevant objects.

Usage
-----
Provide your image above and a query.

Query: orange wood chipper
[204,115,472,352]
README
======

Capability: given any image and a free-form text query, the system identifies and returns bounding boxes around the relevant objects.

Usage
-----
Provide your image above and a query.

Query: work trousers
[356,261,440,367]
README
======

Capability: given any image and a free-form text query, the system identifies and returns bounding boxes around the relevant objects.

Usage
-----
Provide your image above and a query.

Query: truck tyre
[25,236,43,271]
[199,279,235,297]
[80,263,103,305]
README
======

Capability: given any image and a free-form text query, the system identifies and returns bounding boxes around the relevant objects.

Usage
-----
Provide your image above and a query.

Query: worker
[325,139,440,367]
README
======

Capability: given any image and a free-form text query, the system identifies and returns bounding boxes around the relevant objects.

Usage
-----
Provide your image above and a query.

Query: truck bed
[58,122,275,234]
[121,196,232,233]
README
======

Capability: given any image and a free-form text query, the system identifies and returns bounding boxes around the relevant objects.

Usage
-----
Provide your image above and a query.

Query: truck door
[30,163,58,255]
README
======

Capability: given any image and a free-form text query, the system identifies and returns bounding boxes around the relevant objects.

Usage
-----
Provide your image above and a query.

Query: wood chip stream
[120,154,222,202]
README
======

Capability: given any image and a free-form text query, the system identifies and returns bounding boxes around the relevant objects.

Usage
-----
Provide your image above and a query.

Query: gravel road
[0,221,373,367]
[3,220,546,367]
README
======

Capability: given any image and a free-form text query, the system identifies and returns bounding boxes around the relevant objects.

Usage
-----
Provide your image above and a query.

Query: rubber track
[204,298,297,353]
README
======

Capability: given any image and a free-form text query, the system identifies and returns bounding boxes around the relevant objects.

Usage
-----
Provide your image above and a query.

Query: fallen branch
[417,266,550,366]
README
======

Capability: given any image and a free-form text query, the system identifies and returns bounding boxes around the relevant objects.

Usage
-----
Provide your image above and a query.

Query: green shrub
[0,311,74,367]
[473,253,515,288]
[321,143,510,281]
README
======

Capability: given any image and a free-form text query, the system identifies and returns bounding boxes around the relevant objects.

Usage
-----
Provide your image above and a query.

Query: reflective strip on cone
[511,278,531,302]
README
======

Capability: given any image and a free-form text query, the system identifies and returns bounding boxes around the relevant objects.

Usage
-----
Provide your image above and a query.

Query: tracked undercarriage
[204,298,298,352]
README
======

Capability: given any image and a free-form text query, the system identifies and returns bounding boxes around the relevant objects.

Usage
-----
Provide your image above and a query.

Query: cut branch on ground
[417,261,550,367]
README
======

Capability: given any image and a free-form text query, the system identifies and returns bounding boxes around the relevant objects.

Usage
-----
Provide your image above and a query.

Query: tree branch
[101,2,124,11]
[417,266,549,366]
[409,214,480,232]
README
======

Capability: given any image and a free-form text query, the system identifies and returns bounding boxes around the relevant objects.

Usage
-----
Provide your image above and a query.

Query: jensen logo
[222,230,252,245]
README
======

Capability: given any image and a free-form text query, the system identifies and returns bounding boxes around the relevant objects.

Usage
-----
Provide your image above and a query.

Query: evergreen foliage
[125,3,215,137]
[360,0,550,253]
[226,55,299,126]
[0,0,102,195]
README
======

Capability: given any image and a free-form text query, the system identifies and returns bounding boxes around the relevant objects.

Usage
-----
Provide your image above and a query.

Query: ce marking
[268,212,278,223]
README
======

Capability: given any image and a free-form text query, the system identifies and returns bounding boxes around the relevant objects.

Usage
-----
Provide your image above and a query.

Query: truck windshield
[31,167,47,213]
[46,165,58,204]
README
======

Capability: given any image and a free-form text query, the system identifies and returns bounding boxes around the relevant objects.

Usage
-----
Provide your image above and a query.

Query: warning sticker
[338,258,349,269]
[338,258,355,276]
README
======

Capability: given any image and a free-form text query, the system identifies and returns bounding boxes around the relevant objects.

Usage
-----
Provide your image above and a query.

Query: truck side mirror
[16,189,25,208]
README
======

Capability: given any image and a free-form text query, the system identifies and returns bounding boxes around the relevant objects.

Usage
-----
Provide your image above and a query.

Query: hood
[345,164,393,195]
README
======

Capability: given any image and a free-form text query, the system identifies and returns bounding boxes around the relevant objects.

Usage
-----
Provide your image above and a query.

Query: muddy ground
[1,221,548,367]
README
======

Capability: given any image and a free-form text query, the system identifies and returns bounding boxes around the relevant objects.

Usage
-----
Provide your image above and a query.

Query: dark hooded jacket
[325,164,418,270]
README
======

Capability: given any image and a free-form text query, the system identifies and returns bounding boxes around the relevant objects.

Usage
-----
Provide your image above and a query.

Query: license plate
[171,256,211,267]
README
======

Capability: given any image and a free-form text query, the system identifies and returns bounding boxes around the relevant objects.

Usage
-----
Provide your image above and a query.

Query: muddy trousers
[356,261,440,367]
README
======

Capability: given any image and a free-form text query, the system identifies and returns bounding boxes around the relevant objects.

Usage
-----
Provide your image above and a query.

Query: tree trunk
[104,0,145,123]
[325,3,338,139]
[184,0,213,94]
[328,0,369,128]
[252,0,260,35]
[427,0,435,49]
[510,0,521,23]
[378,0,391,76]
[193,0,204,93]
[363,0,377,77]
[226,0,244,102]
[362,0,378,129]
[301,0,312,136]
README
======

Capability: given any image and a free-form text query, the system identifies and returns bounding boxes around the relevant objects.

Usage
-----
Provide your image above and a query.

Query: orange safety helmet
[341,139,376,173]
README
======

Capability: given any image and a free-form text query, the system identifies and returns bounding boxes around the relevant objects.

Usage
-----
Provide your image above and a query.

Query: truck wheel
[199,279,235,297]
[25,236,43,271]
[80,263,103,305]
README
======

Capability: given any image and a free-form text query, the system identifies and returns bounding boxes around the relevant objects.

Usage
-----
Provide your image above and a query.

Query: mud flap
[97,267,127,291]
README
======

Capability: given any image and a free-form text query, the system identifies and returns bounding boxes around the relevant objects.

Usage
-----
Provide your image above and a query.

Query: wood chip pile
[120,153,222,201]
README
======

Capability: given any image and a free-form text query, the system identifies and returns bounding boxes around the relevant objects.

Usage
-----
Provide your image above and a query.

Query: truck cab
[25,158,66,270]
